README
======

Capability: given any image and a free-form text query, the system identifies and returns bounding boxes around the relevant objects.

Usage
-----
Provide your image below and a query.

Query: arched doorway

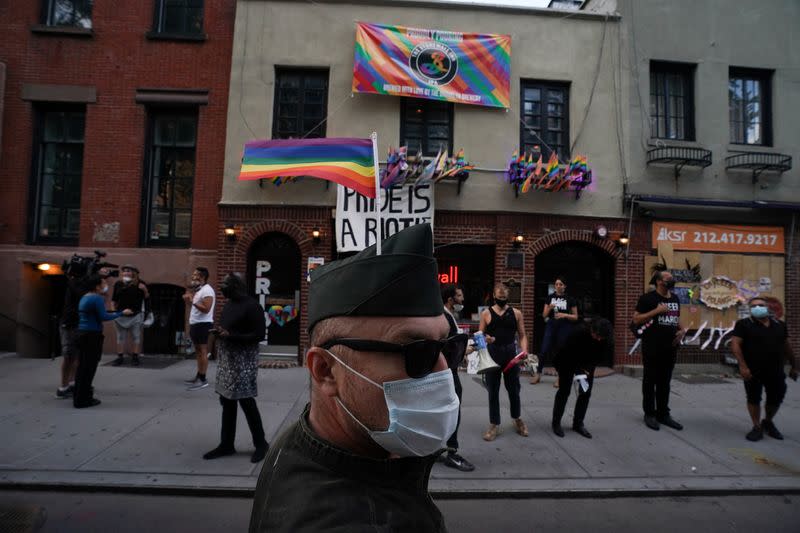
[247,232,301,351]
[534,241,615,366]
[143,283,185,354]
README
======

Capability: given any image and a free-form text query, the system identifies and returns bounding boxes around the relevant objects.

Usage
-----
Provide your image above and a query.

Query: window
[153,0,204,35]
[143,111,197,246]
[520,80,570,160]
[30,108,85,243]
[650,61,695,140]
[729,68,772,145]
[41,0,93,29]
[272,69,329,139]
[400,98,454,156]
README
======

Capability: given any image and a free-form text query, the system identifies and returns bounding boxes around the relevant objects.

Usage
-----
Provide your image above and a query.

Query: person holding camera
[110,265,149,367]
[74,274,133,408]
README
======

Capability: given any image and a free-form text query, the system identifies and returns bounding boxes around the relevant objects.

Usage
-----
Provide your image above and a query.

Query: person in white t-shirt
[183,267,216,390]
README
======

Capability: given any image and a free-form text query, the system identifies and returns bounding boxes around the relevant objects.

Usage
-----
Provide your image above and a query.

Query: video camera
[62,250,119,279]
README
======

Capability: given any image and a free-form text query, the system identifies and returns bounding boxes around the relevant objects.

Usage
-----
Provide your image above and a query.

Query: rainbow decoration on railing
[505,149,592,196]
[380,147,475,189]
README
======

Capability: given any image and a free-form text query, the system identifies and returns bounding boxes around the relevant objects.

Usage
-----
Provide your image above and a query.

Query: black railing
[725,152,792,183]
[647,146,713,178]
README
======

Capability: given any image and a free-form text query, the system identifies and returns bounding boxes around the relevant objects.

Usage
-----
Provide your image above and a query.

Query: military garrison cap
[308,223,442,332]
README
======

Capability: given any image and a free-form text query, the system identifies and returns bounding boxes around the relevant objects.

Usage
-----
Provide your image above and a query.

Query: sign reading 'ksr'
[652,222,785,254]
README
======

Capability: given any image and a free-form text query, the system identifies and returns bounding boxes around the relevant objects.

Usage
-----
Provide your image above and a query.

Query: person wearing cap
[110,265,149,366]
[249,224,459,533]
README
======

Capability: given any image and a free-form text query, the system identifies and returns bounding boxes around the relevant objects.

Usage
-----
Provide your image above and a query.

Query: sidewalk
[1,354,799,497]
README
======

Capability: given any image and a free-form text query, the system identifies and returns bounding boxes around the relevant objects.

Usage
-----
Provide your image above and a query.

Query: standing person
[56,269,85,399]
[110,265,149,366]
[439,284,475,472]
[203,273,268,463]
[533,275,579,384]
[632,270,685,431]
[249,224,458,532]
[730,297,797,441]
[74,274,133,408]
[183,267,215,390]
[480,282,529,441]
[551,318,613,438]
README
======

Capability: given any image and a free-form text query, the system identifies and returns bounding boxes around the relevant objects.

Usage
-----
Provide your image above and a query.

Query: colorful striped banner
[238,138,376,198]
[353,22,511,109]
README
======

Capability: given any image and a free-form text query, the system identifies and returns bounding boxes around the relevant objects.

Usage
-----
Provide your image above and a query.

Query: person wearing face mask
[479,282,529,442]
[203,273,268,463]
[730,297,797,441]
[632,270,685,431]
[74,274,134,408]
[183,267,215,390]
[551,318,613,438]
[110,265,149,367]
[249,224,457,533]
[439,284,475,472]
[534,275,579,385]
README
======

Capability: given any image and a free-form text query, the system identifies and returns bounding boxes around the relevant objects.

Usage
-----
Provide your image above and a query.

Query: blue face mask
[326,349,459,457]
[750,305,769,319]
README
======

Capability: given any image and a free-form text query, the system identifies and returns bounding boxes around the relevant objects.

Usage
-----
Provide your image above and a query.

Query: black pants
[74,331,103,407]
[486,344,521,425]
[552,366,594,426]
[219,395,267,450]
[446,368,462,450]
[642,345,677,418]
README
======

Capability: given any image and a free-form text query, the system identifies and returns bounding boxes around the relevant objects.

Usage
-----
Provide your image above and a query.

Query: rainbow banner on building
[353,22,511,109]
[238,138,376,198]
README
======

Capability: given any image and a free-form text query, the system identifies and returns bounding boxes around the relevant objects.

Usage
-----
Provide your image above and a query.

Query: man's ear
[306,347,339,397]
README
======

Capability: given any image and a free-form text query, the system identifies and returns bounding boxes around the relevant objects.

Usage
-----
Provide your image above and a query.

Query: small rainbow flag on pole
[238,138,377,198]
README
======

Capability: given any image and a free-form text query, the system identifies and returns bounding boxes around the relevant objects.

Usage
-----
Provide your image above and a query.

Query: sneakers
[74,398,101,409]
[131,354,140,366]
[573,423,593,439]
[657,416,684,431]
[203,446,236,460]
[111,355,125,366]
[482,424,499,441]
[184,376,200,385]
[762,419,784,440]
[552,422,565,438]
[251,444,269,463]
[513,418,529,437]
[746,425,764,441]
[644,415,660,431]
[441,452,475,472]
[187,380,209,391]
[55,385,74,399]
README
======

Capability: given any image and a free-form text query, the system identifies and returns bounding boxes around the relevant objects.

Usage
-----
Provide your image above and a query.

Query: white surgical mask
[122,276,132,283]
[326,349,459,457]
[101,285,109,294]
[453,304,464,313]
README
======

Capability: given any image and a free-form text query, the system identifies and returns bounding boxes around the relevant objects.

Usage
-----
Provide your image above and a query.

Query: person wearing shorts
[731,297,797,441]
[184,267,215,390]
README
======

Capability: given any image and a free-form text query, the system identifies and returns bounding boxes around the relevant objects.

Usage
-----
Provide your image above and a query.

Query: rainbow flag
[238,138,376,198]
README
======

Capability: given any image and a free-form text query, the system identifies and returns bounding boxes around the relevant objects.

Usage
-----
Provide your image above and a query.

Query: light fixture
[594,225,608,239]
[224,225,236,242]
[37,263,51,272]
[311,228,321,243]
[618,233,630,246]
[513,231,524,248]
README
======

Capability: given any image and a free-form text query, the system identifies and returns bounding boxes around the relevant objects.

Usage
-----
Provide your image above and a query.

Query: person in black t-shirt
[731,297,797,442]
[533,275,579,385]
[56,273,86,399]
[551,318,613,439]
[479,282,529,441]
[633,270,685,432]
[438,284,475,472]
[110,265,149,366]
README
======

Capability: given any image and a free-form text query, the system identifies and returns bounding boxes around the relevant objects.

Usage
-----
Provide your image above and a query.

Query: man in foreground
[249,224,458,532]
[730,297,797,441]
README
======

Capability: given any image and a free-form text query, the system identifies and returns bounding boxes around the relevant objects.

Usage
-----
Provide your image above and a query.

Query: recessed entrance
[534,241,615,366]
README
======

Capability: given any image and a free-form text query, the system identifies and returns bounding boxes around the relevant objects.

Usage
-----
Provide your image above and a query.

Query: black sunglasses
[320,333,469,379]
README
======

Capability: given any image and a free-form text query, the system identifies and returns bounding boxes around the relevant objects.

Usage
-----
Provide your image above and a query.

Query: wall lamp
[37,263,51,272]
[224,224,237,242]
[617,233,630,246]
[512,231,524,248]
[311,228,321,243]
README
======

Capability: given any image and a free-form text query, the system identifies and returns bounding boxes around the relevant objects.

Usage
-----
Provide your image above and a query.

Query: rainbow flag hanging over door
[238,138,376,198]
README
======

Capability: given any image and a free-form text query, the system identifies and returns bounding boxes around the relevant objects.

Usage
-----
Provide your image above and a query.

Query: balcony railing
[725,152,792,183]
[646,146,713,178]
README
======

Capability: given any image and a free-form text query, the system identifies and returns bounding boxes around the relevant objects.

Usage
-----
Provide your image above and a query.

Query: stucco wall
[222,0,626,218]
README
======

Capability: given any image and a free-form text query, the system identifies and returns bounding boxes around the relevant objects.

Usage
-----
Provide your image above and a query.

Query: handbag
[629,319,652,339]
